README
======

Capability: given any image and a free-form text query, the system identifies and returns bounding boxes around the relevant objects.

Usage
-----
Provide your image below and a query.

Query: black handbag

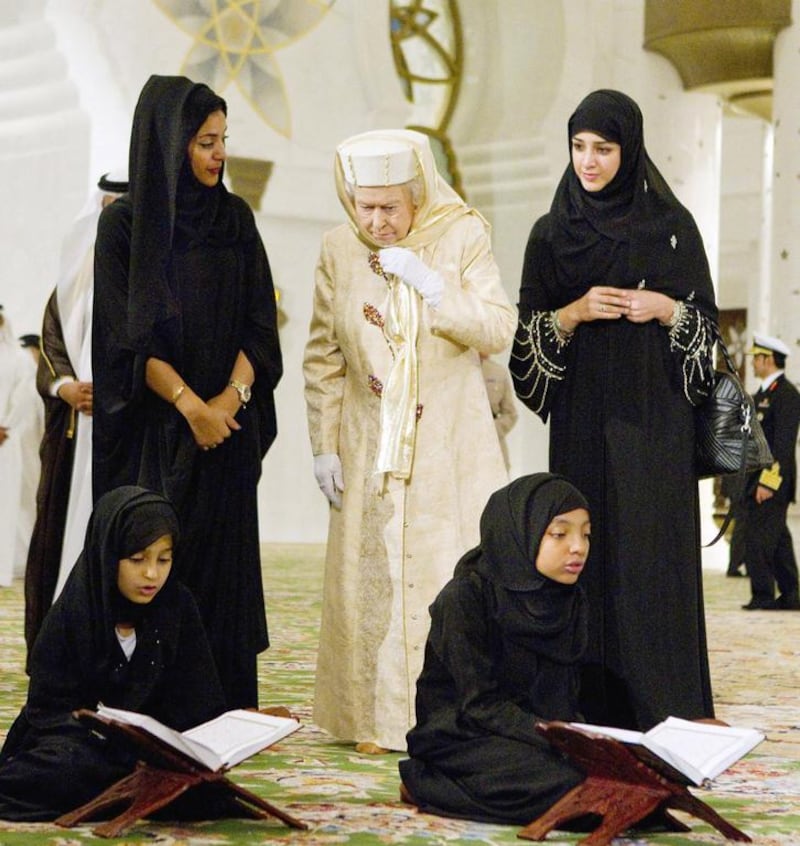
[695,332,773,545]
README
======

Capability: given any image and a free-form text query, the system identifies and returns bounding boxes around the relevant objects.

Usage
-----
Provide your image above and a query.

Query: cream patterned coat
[303,213,515,750]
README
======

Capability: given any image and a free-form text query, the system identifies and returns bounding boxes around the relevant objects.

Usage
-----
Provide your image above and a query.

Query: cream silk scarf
[374,273,420,478]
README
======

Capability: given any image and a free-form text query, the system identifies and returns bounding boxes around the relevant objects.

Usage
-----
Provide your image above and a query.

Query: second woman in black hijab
[510,90,718,731]
[0,486,226,821]
[92,75,283,708]
[399,473,591,825]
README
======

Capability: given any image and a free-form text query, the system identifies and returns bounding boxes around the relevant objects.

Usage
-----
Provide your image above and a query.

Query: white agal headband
[338,139,418,187]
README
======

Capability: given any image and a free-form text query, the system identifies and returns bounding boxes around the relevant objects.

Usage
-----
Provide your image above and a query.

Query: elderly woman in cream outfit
[303,129,515,753]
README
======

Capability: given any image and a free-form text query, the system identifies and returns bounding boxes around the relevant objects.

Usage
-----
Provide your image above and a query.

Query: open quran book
[568,716,764,786]
[523,721,755,844]
[96,704,300,773]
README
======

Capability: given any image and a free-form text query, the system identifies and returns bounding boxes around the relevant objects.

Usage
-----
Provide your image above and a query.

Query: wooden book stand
[517,722,751,846]
[55,709,308,838]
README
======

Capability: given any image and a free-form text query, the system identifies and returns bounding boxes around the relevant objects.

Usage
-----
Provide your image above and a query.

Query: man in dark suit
[741,333,800,610]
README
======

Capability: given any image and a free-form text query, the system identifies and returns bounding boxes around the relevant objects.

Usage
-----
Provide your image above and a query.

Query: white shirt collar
[759,370,782,392]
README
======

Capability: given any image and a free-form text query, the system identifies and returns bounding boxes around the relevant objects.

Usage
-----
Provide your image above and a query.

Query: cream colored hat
[748,332,790,357]
[337,136,419,187]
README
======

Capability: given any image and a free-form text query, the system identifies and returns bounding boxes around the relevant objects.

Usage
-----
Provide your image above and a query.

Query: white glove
[313,453,344,509]
[379,247,444,307]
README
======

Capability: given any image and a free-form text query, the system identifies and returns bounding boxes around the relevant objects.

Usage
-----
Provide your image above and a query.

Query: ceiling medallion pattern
[154,0,336,137]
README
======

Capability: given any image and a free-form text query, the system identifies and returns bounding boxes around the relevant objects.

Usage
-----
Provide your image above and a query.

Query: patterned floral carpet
[0,543,798,845]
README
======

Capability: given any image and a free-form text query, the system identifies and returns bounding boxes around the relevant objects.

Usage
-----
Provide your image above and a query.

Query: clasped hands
[180,390,241,451]
[558,286,675,333]
[378,247,444,307]
[58,380,93,415]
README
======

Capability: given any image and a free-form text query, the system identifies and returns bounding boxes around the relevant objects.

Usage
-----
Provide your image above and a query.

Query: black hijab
[56,486,180,676]
[125,75,238,352]
[22,485,228,731]
[455,473,589,663]
[544,89,717,320]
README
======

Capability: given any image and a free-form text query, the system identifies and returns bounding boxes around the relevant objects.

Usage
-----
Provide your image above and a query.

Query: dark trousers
[745,497,799,601]
[726,508,747,574]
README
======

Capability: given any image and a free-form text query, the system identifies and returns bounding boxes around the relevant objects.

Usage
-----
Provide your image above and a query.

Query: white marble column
[0,4,89,335]
[767,0,800,545]
[768,0,800,375]
[748,122,775,359]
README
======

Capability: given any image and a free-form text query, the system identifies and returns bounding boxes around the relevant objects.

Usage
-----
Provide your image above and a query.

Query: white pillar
[0,7,89,336]
[767,0,800,548]
[753,124,774,350]
[769,0,800,374]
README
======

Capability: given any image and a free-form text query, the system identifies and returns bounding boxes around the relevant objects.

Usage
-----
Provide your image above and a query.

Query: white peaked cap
[749,332,791,357]
[337,137,419,187]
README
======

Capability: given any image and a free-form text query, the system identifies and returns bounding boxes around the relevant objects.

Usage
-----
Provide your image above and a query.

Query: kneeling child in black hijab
[399,473,591,825]
[0,485,226,821]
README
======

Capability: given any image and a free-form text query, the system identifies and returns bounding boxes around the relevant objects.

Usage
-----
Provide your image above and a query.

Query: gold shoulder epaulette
[759,461,783,491]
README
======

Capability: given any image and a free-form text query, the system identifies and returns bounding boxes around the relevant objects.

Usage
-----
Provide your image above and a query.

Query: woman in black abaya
[0,486,226,821]
[510,90,718,730]
[92,76,282,708]
[399,473,590,825]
